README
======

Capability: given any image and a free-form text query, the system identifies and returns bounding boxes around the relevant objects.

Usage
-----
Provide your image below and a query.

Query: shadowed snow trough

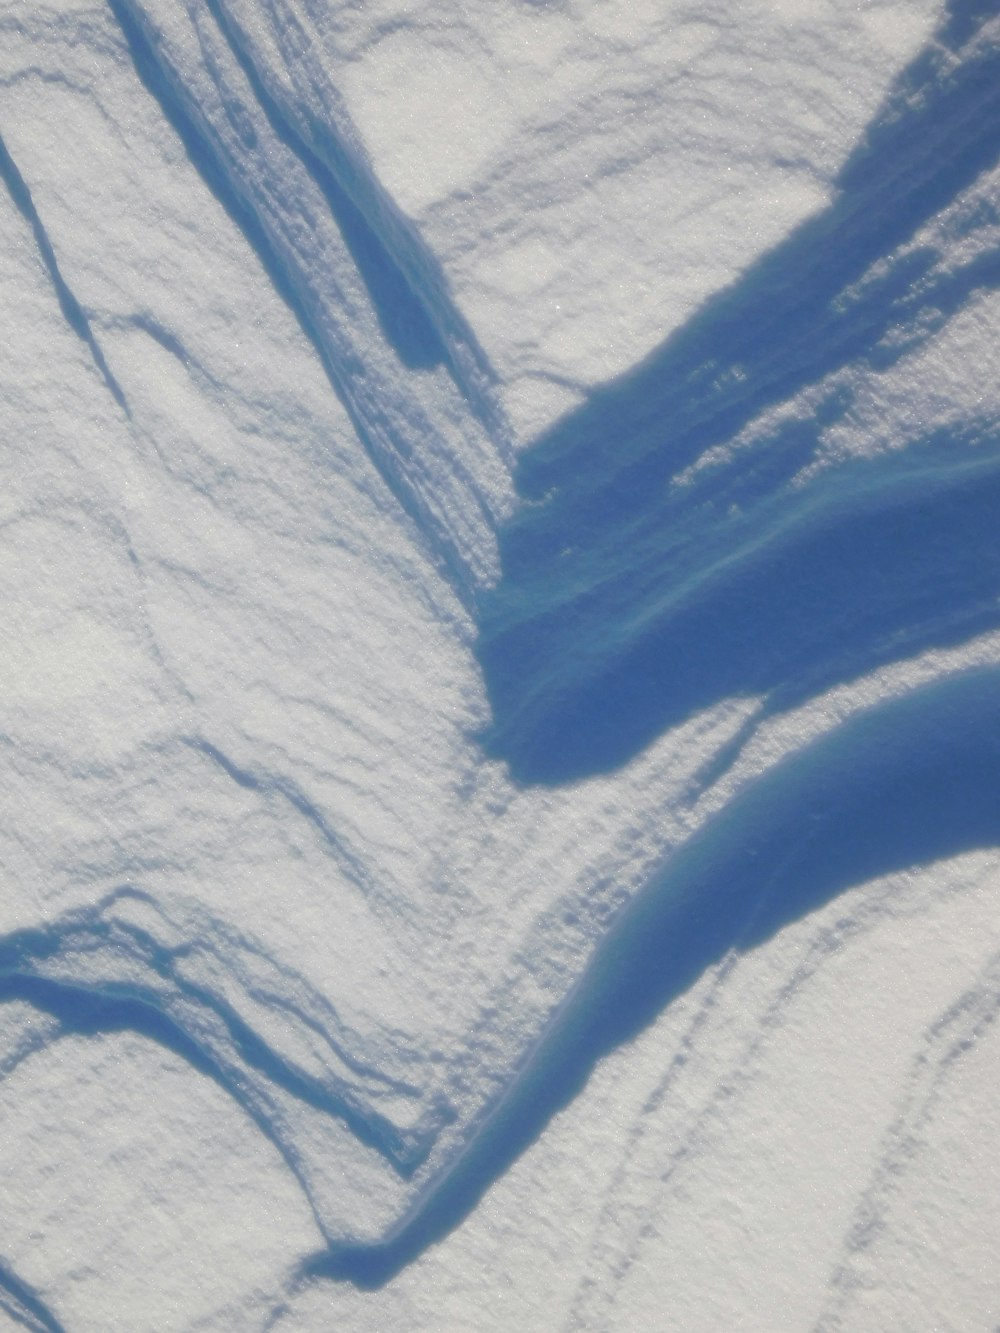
[1,0,999,1328]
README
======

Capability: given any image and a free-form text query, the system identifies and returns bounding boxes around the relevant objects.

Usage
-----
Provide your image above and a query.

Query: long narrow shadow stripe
[0,964,426,1173]
[0,133,128,414]
[200,0,446,371]
[0,1260,66,1333]
[105,0,486,602]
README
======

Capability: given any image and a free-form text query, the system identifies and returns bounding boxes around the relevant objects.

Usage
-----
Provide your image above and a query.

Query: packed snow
[1,0,999,1328]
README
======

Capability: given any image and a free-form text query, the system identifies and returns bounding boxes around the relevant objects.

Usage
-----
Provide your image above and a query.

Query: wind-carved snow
[113,0,513,597]
[1,0,1000,1328]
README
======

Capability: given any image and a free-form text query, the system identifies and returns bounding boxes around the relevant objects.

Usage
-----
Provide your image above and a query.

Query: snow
[333,0,944,438]
[1,0,999,1327]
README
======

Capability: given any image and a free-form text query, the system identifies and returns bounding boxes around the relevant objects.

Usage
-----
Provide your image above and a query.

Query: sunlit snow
[1,0,999,1328]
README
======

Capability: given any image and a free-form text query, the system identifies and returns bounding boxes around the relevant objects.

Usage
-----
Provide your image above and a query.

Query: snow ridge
[0,888,444,1200]
[201,0,508,436]
[0,130,127,414]
[110,0,513,597]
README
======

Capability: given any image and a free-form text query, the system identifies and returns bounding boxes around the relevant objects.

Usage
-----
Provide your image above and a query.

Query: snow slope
[1,0,999,1327]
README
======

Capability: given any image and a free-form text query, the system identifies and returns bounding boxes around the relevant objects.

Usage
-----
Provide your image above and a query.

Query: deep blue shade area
[482,440,1000,783]
[477,1,1000,784]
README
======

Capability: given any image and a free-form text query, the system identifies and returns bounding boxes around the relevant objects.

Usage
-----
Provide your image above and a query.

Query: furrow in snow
[205,0,510,442]
[0,889,441,1187]
[184,738,421,934]
[814,946,1000,1329]
[0,130,127,414]
[109,0,512,598]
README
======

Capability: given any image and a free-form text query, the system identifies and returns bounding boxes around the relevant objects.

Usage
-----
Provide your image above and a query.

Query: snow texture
[1,0,999,1327]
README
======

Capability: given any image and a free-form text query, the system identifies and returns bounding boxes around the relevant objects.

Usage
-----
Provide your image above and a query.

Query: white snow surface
[1,0,999,1328]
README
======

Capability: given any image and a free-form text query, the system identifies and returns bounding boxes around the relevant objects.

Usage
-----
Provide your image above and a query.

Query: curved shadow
[0,935,428,1175]
[306,664,1000,1285]
[478,1,1000,783]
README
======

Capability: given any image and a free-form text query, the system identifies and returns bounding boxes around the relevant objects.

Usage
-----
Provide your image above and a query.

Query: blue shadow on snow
[478,0,1000,784]
[105,0,444,372]
[307,662,1000,1285]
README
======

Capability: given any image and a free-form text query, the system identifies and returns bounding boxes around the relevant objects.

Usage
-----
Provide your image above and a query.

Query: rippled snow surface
[2,0,1000,1328]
